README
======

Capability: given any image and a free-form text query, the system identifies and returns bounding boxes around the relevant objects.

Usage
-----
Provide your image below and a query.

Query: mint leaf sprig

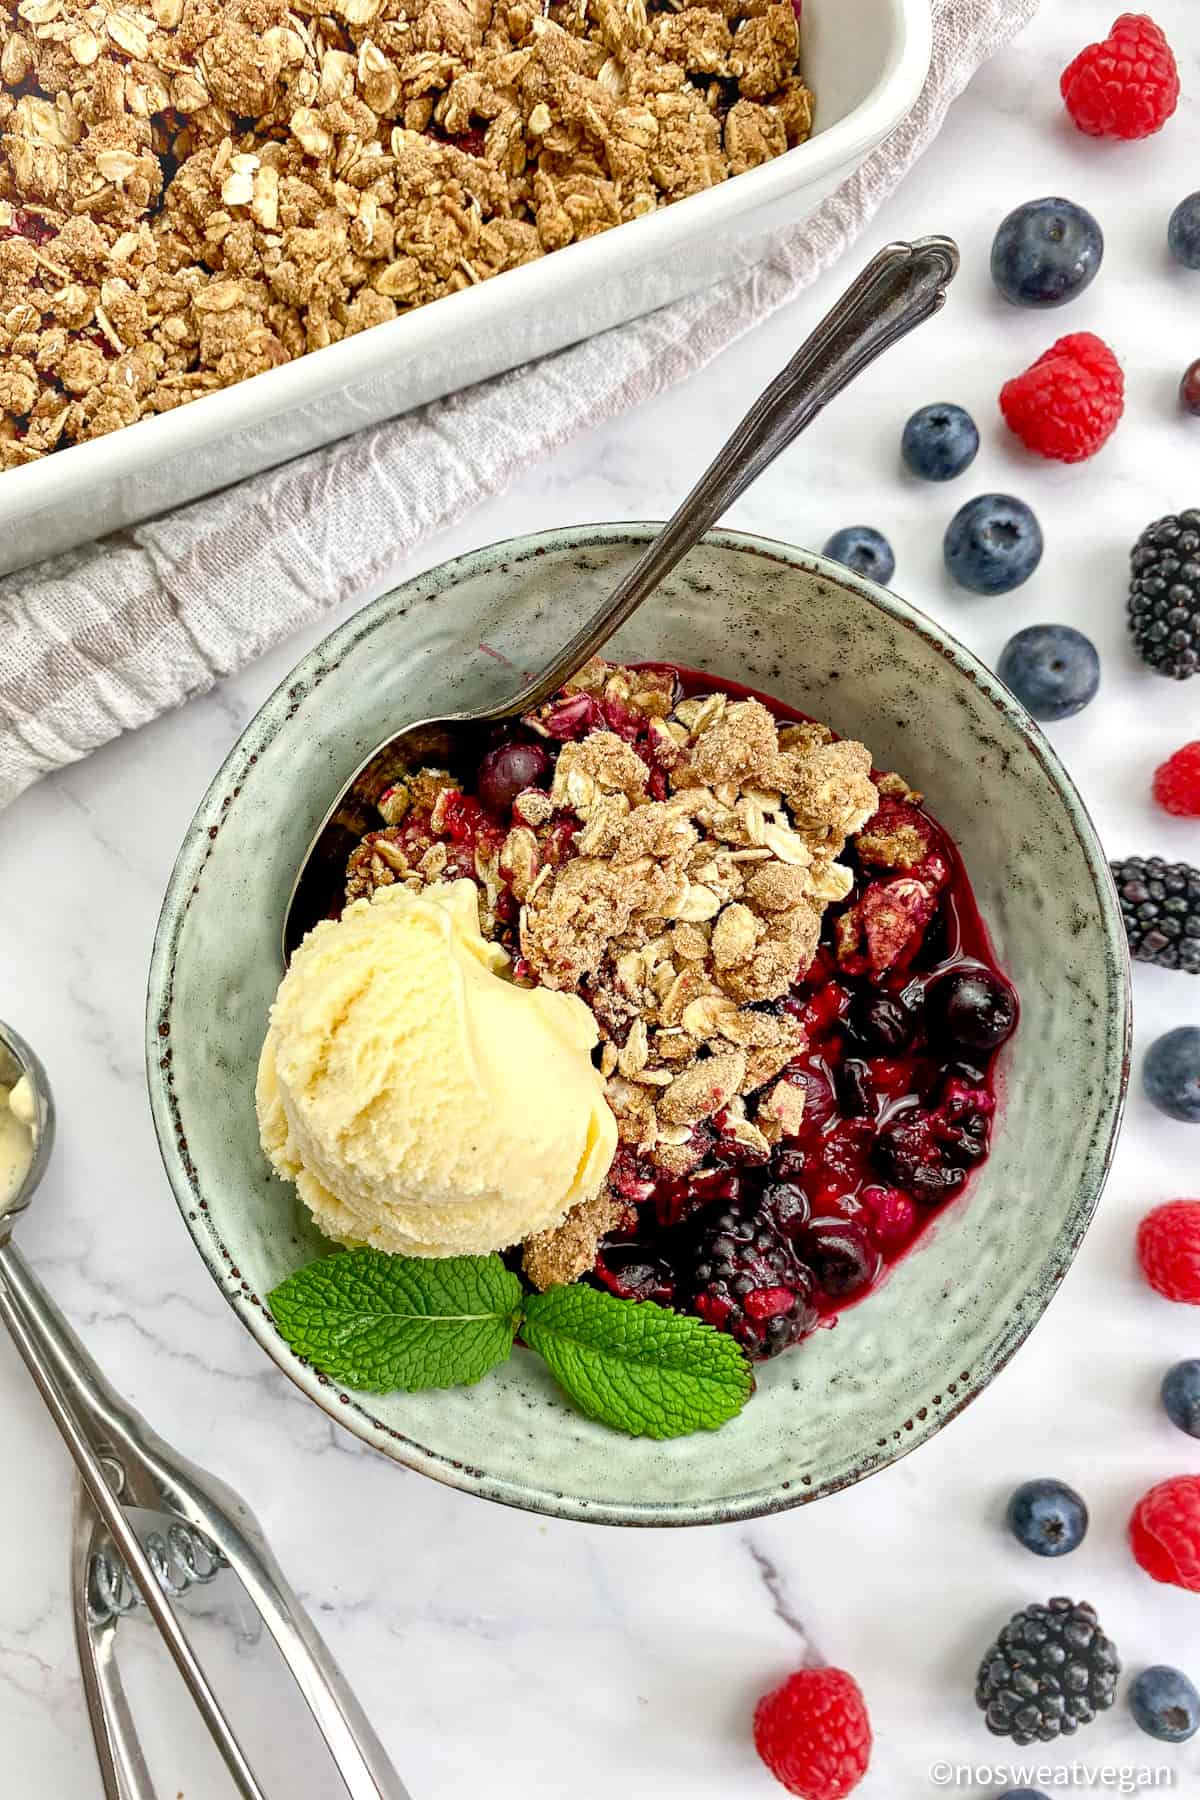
[521,1283,752,1439]
[268,1252,524,1393]
[268,1248,754,1439]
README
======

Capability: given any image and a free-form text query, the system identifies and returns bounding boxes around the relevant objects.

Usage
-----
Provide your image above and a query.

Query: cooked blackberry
[1111,855,1200,973]
[1127,511,1200,679]
[682,1202,818,1361]
[976,1598,1120,1746]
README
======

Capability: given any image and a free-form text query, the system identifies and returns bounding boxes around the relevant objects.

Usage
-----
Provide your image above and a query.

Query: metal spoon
[283,233,960,961]
[0,1020,410,1800]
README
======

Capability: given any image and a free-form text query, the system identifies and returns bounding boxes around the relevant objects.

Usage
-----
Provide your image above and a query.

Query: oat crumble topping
[343,657,883,1287]
[0,0,811,465]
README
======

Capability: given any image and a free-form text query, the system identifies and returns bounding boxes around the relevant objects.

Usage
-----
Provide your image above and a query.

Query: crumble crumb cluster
[0,0,812,466]
[518,659,878,1171]
[342,657,882,1289]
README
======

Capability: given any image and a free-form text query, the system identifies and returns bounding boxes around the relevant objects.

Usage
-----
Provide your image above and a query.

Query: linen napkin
[0,0,1036,813]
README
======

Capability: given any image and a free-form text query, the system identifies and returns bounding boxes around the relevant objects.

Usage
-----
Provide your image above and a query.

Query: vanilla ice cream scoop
[0,1073,35,1208]
[257,880,617,1257]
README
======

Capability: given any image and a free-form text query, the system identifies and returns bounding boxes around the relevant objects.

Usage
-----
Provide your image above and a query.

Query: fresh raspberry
[1130,1476,1200,1591]
[753,1667,871,1800]
[1000,333,1124,463]
[1060,14,1180,140]
[1137,1199,1200,1302]
[1153,742,1200,818]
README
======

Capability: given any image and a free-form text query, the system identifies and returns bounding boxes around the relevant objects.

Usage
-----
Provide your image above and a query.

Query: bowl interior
[147,528,1128,1525]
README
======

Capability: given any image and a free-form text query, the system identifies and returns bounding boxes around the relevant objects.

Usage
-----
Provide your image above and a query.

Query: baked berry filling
[344,660,1016,1362]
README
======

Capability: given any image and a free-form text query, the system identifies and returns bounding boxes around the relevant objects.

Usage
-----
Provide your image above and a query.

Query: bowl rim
[145,522,1131,1527]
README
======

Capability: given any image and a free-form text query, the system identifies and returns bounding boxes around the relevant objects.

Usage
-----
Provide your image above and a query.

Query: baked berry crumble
[0,0,812,468]
[343,657,1017,1361]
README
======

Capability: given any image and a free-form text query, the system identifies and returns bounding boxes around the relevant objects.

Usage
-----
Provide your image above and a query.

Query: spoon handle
[488,234,958,720]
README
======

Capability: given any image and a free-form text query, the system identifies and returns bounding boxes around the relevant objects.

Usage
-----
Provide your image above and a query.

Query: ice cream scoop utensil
[284,234,960,960]
[72,1479,157,1800]
[0,1020,410,1800]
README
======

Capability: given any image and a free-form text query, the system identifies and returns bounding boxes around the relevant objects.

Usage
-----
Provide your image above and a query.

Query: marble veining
[4,1,1200,1792]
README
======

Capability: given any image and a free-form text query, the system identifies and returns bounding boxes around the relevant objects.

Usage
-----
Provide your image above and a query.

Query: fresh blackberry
[683,1201,817,1360]
[976,1598,1120,1746]
[1127,511,1200,679]
[1111,855,1200,973]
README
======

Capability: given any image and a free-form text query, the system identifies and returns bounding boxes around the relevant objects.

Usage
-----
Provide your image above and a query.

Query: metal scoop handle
[0,1240,410,1800]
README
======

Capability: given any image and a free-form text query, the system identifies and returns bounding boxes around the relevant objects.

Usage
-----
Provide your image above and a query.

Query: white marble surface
[6,3,1200,1794]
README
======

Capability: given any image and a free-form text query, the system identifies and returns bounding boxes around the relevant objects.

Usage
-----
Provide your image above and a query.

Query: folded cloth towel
[0,0,1035,813]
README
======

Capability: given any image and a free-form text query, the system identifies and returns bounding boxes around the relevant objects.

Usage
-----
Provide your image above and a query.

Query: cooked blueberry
[802,1218,880,1297]
[477,741,550,813]
[823,526,895,586]
[925,966,1018,1053]
[1144,1026,1200,1122]
[996,624,1100,721]
[837,1058,876,1118]
[937,1058,989,1091]
[873,1109,967,1201]
[593,1245,675,1306]
[787,1063,838,1136]
[1129,1666,1200,1742]
[944,495,1043,595]
[991,198,1103,308]
[1006,1479,1089,1557]
[759,1181,811,1240]
[1163,1359,1200,1437]
[933,1075,993,1163]
[901,403,979,481]
[1169,193,1200,270]
[847,992,915,1055]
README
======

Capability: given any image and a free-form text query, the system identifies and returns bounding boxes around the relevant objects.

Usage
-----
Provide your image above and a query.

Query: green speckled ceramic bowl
[146,526,1130,1526]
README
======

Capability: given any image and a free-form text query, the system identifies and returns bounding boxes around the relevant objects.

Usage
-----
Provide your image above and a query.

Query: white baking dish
[0,0,930,576]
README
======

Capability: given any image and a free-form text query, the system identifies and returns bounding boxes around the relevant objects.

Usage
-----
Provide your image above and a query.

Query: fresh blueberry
[823,526,895,586]
[1129,1666,1200,1743]
[1144,1026,1200,1123]
[901,404,980,481]
[944,494,1043,595]
[1162,1360,1200,1437]
[996,624,1100,721]
[1006,1478,1089,1557]
[991,197,1104,308]
[1168,193,1200,270]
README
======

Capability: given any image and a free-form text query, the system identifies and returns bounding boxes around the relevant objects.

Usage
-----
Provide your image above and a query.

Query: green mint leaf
[521,1285,753,1439]
[267,1249,523,1392]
